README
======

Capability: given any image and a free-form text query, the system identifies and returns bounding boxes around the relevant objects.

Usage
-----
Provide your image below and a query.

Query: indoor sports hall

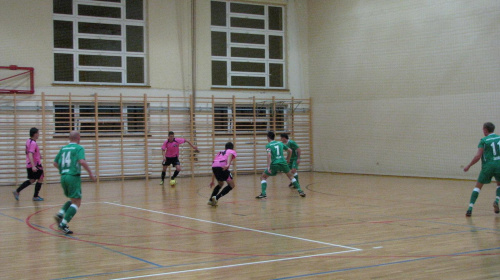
[1,1,499,279]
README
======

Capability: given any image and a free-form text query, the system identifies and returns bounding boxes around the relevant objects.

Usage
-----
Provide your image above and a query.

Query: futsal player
[208,142,237,206]
[256,131,306,199]
[160,131,198,186]
[12,127,45,201]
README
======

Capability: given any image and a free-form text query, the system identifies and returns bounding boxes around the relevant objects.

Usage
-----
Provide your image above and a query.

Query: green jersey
[479,133,500,165]
[266,140,289,165]
[284,139,300,160]
[54,143,86,176]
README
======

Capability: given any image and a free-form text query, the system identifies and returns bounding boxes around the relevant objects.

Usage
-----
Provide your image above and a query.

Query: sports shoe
[256,193,267,199]
[211,196,218,206]
[298,191,306,197]
[159,180,164,185]
[58,223,73,234]
[288,183,294,188]
[466,210,472,217]
[207,200,213,206]
[32,196,44,201]
[54,214,63,225]
[494,201,499,214]
[12,191,19,201]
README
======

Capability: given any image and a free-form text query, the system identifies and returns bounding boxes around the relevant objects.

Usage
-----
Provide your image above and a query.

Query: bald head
[69,131,80,143]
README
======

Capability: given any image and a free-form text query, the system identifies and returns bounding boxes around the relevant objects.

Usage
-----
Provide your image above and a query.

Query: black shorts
[27,165,44,180]
[162,157,180,167]
[212,167,232,182]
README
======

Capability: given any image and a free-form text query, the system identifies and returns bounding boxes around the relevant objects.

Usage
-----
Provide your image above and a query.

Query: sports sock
[161,172,166,181]
[216,186,233,200]
[294,173,299,183]
[468,188,480,211]
[496,186,500,203]
[59,201,72,216]
[291,178,302,192]
[211,185,222,198]
[261,180,267,195]
[16,180,32,193]
[171,170,179,179]
[34,182,42,197]
[62,204,78,224]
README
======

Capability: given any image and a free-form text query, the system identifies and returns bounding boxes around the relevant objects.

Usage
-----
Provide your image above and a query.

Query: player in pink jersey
[208,142,237,206]
[160,131,198,185]
[12,127,45,201]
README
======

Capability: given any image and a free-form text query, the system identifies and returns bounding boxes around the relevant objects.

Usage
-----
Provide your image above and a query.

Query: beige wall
[0,0,309,99]
[308,0,500,179]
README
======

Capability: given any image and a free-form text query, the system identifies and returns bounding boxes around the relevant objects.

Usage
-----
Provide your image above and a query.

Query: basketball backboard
[0,65,34,94]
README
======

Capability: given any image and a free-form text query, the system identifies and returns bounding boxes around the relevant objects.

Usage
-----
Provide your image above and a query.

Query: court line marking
[103,201,362,280]
[105,202,361,250]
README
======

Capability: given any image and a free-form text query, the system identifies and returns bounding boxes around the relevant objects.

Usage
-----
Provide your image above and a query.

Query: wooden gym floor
[1,172,500,279]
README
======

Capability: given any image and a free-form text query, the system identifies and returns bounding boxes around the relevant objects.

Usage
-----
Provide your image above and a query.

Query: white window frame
[53,0,147,85]
[211,0,286,89]
[214,104,287,134]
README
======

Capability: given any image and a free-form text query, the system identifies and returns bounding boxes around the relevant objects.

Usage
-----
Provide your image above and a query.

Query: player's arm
[284,146,291,163]
[79,159,97,182]
[210,173,215,188]
[464,148,483,172]
[296,148,301,165]
[185,139,199,152]
[224,154,234,171]
[28,152,37,171]
[266,148,272,172]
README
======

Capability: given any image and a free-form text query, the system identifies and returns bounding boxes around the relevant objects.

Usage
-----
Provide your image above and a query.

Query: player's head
[225,142,233,150]
[29,127,39,138]
[168,131,175,141]
[69,131,81,144]
[267,131,275,141]
[280,133,289,143]
[483,122,495,134]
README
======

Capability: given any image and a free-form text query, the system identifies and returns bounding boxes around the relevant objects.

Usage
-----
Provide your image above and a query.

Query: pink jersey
[212,149,237,168]
[25,138,41,168]
[161,138,186,158]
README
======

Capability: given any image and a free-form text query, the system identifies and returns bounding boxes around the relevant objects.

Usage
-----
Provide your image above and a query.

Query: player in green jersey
[280,133,301,188]
[53,131,96,234]
[256,131,305,199]
[464,122,500,217]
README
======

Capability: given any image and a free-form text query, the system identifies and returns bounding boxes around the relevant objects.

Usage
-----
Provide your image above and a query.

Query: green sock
[468,188,480,210]
[63,204,78,224]
[496,186,500,203]
[294,174,299,183]
[261,180,267,195]
[59,201,72,216]
[292,179,302,192]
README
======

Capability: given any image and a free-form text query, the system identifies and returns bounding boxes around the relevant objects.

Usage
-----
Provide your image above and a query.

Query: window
[53,0,146,85]
[214,104,286,134]
[54,103,146,135]
[211,1,285,89]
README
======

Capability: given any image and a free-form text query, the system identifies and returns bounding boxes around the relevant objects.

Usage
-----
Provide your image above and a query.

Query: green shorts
[60,174,82,199]
[477,163,500,184]
[288,158,299,170]
[264,162,291,176]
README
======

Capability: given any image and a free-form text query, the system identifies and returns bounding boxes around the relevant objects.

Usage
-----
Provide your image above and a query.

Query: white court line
[105,201,360,249]
[104,202,362,280]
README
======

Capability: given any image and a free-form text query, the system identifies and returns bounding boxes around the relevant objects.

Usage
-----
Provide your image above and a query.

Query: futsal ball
[169,179,176,186]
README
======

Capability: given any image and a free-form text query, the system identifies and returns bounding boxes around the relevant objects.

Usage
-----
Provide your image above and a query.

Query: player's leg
[160,161,168,185]
[209,168,224,205]
[58,175,82,234]
[171,158,181,180]
[257,171,271,198]
[494,181,500,214]
[32,168,44,201]
[13,169,36,200]
[215,171,235,202]
[284,166,305,197]
[467,182,484,217]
